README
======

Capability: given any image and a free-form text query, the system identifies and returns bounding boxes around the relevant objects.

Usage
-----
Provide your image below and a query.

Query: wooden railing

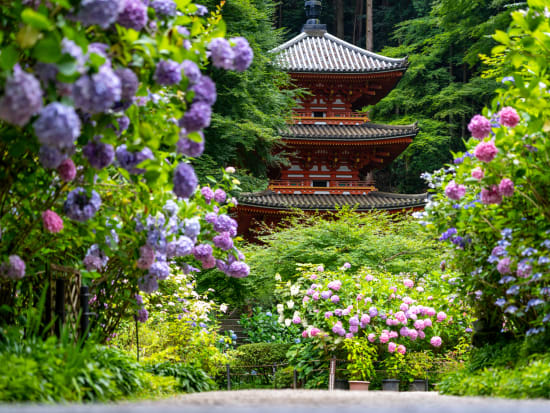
[270,180,375,188]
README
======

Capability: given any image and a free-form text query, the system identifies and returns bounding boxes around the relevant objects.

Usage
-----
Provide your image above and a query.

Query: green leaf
[0,45,18,70]
[32,35,62,63]
[187,131,203,143]
[21,8,53,31]
[190,20,202,37]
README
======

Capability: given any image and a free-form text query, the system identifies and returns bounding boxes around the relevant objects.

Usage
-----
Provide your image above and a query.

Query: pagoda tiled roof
[271,30,408,74]
[238,191,427,211]
[282,122,419,141]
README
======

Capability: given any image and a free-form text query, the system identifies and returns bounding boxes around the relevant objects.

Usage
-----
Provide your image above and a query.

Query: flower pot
[334,378,349,390]
[382,379,400,391]
[409,379,428,391]
[349,380,370,391]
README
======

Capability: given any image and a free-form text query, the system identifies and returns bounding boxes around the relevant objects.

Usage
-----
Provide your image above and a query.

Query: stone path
[2,390,550,413]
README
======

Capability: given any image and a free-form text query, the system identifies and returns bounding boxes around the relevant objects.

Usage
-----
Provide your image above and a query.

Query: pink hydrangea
[430,336,442,347]
[379,332,390,343]
[403,278,414,288]
[327,280,342,291]
[303,296,310,303]
[395,311,407,324]
[437,311,447,322]
[356,294,363,301]
[400,303,409,311]
[365,274,374,281]
[302,330,309,338]
[389,331,398,339]
[416,286,424,293]
[310,327,320,337]
[423,318,433,328]
[408,329,418,340]
[367,333,376,342]
[316,265,324,272]
[330,295,340,303]
[474,140,498,163]
[468,114,492,139]
[418,331,426,339]
[397,345,406,355]
[400,327,409,337]
[389,286,397,293]
[42,210,63,233]
[312,292,319,300]
[388,342,397,353]
[498,178,514,197]
[444,180,466,200]
[471,167,485,180]
[498,106,520,128]
[414,320,425,330]
[57,158,76,181]
[481,185,502,205]
[426,307,436,317]
[292,315,301,324]
[403,297,413,305]
[497,257,511,274]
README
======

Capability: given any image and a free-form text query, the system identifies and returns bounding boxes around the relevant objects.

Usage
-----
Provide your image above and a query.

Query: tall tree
[366,0,373,50]
[335,0,345,38]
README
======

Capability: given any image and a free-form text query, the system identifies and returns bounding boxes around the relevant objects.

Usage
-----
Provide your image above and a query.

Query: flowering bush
[275,265,472,371]
[0,1,252,329]
[420,1,550,337]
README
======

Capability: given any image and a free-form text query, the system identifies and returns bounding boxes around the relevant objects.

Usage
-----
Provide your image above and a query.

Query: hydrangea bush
[0,1,252,330]
[420,1,550,337]
[275,265,472,366]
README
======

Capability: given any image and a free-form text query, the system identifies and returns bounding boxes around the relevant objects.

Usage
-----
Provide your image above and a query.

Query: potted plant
[380,352,406,391]
[405,351,433,391]
[344,338,377,391]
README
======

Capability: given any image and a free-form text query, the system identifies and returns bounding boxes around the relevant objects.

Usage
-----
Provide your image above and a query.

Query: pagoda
[235,1,426,237]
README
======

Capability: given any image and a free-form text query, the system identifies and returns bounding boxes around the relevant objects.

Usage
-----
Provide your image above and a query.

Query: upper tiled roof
[282,123,419,141]
[238,191,427,211]
[271,30,408,73]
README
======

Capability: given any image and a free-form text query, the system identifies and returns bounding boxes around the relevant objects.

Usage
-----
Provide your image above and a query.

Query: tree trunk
[366,0,373,50]
[335,0,344,39]
[353,0,364,46]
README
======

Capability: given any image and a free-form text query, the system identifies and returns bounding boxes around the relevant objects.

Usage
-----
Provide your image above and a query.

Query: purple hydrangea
[497,257,511,274]
[136,308,149,323]
[214,189,226,204]
[209,38,235,70]
[177,130,205,157]
[227,261,250,278]
[151,0,177,16]
[179,102,211,132]
[73,66,122,114]
[39,146,66,169]
[64,187,102,222]
[173,162,198,199]
[154,59,182,86]
[77,0,124,28]
[166,236,194,258]
[205,212,217,224]
[62,38,86,72]
[201,187,214,202]
[213,232,233,251]
[87,42,110,61]
[0,65,43,126]
[117,0,148,30]
[83,140,115,169]
[193,244,213,261]
[137,245,155,269]
[195,4,208,15]
[115,68,139,101]
[114,115,130,135]
[213,214,237,233]
[231,37,254,71]
[191,75,217,105]
[116,145,154,174]
[83,244,109,271]
[34,103,81,149]
[138,274,159,293]
[181,60,201,85]
[0,255,26,280]
[149,260,171,280]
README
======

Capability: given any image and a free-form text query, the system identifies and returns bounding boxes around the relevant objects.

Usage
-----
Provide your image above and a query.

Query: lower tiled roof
[237,191,427,211]
[282,123,419,141]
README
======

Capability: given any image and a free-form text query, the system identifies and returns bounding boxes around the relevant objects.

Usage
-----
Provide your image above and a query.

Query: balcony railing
[291,113,370,125]
[269,180,376,194]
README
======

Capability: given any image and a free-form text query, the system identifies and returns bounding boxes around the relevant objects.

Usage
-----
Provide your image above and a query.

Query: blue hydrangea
[184,217,201,238]
[195,4,208,15]
[506,285,520,295]
[177,130,204,157]
[117,0,148,30]
[115,145,154,174]
[64,187,102,222]
[163,200,179,216]
[166,236,194,258]
[78,0,123,28]
[209,38,235,70]
[151,0,177,16]
[179,102,211,132]
[173,162,198,199]
[39,145,65,169]
[154,59,182,86]
[73,66,121,114]
[149,260,171,280]
[113,68,138,110]
[439,228,457,241]
[213,214,237,233]
[61,38,86,73]
[191,75,217,105]
[138,274,159,293]
[213,232,233,251]
[34,103,81,149]
[181,60,201,85]
[0,65,43,126]
[495,298,507,307]
[227,261,250,278]
[231,37,254,72]
[83,140,115,169]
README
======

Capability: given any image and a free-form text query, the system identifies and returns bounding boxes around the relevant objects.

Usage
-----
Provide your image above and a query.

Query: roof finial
[303,0,326,34]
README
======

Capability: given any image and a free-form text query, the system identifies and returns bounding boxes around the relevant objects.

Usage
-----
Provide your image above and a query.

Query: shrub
[230,343,292,367]
[146,363,217,393]
[239,307,300,343]
[273,366,295,389]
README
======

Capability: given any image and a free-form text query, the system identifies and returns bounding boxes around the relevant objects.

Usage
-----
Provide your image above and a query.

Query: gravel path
[2,390,550,413]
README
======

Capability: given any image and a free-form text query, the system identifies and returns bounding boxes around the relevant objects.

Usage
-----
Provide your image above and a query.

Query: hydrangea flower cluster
[0,65,43,126]
[209,37,254,72]
[0,255,26,280]
[63,188,102,222]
